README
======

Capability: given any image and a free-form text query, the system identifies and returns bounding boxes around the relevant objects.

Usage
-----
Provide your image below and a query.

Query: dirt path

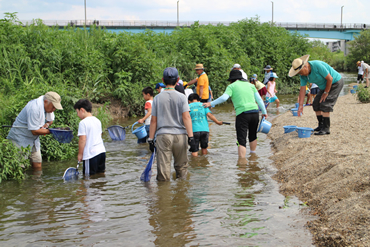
[268,93,370,246]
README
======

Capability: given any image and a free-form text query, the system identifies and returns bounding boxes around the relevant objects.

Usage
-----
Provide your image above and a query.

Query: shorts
[258,87,267,97]
[10,140,42,163]
[310,88,319,95]
[193,131,209,152]
[200,99,208,103]
[83,152,106,175]
[357,74,363,81]
[313,78,344,113]
[266,95,278,103]
[235,112,259,147]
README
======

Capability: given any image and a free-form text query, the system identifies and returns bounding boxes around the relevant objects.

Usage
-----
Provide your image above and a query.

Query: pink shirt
[266,81,276,98]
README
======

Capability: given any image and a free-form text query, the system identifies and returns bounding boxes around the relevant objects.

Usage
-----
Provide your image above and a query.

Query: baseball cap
[252,74,257,79]
[155,83,166,89]
[270,72,279,78]
[163,67,179,80]
[44,92,63,110]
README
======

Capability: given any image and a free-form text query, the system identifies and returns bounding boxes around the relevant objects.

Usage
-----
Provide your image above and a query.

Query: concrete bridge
[21,19,370,41]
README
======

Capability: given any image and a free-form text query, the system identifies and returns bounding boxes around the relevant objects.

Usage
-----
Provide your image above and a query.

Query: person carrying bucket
[289,55,344,135]
[148,67,196,181]
[137,86,154,143]
[6,92,63,169]
[203,70,267,157]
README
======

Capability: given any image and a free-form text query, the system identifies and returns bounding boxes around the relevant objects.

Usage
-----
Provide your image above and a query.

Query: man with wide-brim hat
[203,70,267,159]
[187,64,210,103]
[289,55,344,135]
[7,92,63,169]
[262,65,274,85]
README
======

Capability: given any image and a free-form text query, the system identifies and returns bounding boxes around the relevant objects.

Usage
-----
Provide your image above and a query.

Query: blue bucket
[295,103,299,108]
[353,85,358,89]
[257,117,272,134]
[296,127,314,138]
[283,125,297,133]
[291,108,299,116]
[131,122,147,139]
[350,89,356,94]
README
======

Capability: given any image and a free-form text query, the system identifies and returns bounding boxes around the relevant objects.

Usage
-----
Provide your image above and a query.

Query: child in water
[188,93,223,156]
[138,86,153,143]
[266,72,280,108]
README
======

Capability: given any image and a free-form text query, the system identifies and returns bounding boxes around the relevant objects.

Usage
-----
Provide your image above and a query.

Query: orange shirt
[196,73,209,100]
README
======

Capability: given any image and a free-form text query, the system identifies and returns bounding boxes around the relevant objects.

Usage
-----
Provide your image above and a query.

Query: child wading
[74,99,106,175]
[266,72,280,108]
[137,86,153,143]
[188,93,223,156]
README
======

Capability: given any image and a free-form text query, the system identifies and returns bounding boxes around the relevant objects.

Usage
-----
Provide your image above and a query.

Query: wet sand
[268,93,370,246]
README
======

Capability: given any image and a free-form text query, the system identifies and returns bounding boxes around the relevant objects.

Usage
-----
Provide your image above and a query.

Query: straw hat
[194,64,204,70]
[288,55,310,77]
[357,61,361,66]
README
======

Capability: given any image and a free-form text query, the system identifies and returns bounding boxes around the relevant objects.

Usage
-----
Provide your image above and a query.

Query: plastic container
[131,122,147,139]
[353,85,358,89]
[283,125,297,134]
[257,117,272,134]
[295,103,299,108]
[350,89,356,94]
[291,108,299,116]
[296,127,314,138]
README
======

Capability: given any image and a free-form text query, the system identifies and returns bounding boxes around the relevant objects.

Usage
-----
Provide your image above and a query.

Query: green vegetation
[348,29,370,70]
[1,12,352,180]
[356,85,370,103]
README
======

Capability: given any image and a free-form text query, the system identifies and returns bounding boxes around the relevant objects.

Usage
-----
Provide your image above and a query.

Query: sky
[0,0,368,25]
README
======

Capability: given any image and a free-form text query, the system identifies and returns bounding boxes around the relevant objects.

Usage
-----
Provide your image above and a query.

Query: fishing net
[63,167,79,180]
[107,125,126,141]
[49,128,74,143]
[140,149,156,182]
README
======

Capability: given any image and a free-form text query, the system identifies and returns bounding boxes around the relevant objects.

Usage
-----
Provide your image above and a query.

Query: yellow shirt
[196,73,209,100]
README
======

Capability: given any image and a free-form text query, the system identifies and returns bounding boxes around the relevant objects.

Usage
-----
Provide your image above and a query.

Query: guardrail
[18,20,370,30]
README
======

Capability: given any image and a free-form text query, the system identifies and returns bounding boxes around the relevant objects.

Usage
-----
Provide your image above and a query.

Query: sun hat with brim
[263,65,273,71]
[357,61,361,65]
[288,55,310,77]
[252,74,257,79]
[231,63,241,70]
[194,64,204,70]
[227,70,244,81]
[44,92,63,110]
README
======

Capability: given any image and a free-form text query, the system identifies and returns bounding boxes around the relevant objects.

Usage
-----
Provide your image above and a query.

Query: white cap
[231,64,241,70]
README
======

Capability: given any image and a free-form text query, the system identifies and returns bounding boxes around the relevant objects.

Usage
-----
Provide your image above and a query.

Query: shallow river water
[0,73,356,246]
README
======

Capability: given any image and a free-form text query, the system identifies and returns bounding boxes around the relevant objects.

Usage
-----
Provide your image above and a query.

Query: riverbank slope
[269,93,370,246]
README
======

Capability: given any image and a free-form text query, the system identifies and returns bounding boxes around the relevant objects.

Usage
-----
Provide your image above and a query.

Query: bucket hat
[45,92,63,110]
[263,65,273,71]
[227,70,244,81]
[288,55,310,77]
[194,64,204,70]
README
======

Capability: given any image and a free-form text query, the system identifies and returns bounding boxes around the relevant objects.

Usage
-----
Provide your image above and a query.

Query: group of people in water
[6,55,347,181]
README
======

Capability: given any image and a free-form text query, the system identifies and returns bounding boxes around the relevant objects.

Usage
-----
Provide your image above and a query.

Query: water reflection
[147,181,195,247]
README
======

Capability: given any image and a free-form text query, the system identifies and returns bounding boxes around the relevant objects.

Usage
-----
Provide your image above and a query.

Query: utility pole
[341,6,344,27]
[271,1,274,24]
[84,0,87,26]
[177,0,179,26]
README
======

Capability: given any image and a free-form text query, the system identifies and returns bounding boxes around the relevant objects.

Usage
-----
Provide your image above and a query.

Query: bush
[0,139,31,182]
[356,85,370,103]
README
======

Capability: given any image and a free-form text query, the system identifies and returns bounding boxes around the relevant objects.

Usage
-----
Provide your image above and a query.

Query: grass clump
[356,85,370,103]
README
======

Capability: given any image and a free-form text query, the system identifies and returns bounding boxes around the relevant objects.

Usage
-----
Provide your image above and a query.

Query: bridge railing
[19,19,233,27]
[18,20,369,29]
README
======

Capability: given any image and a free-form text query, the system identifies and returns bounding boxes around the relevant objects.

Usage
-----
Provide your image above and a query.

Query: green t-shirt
[224,80,258,116]
[300,61,342,90]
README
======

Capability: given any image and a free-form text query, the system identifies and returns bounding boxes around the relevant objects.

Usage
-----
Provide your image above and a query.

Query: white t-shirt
[78,116,106,160]
[358,66,364,75]
[240,69,248,81]
[144,100,153,126]
[361,62,370,74]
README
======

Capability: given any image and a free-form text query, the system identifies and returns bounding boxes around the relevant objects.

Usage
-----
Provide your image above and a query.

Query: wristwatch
[323,91,328,94]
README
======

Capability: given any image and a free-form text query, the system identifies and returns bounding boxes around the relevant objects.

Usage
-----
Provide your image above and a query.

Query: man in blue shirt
[7,92,63,169]
[289,55,344,135]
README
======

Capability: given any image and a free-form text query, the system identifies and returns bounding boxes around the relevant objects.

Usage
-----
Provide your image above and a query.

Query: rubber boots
[314,115,323,132]
[315,117,330,135]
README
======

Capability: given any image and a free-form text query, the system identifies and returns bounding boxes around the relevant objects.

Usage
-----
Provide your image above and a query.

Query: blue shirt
[300,61,342,90]
[189,102,211,133]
